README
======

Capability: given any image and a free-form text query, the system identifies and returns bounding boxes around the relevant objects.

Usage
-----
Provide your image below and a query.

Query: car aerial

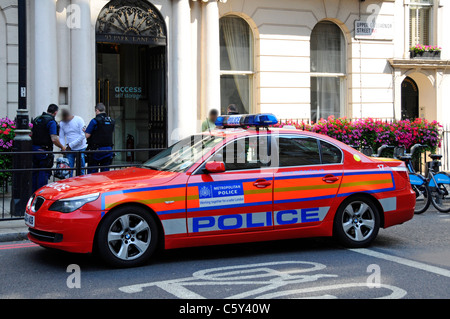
[25,114,416,267]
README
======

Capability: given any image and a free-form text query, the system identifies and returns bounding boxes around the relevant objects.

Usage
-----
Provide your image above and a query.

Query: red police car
[25,114,415,267]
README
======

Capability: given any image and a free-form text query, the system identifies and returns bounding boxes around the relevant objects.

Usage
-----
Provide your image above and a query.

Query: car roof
[202,127,340,142]
[199,127,355,155]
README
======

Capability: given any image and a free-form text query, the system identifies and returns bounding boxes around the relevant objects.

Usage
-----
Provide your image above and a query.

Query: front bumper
[26,198,102,254]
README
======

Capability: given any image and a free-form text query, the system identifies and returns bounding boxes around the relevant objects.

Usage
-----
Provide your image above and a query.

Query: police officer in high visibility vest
[85,103,115,174]
[31,104,66,192]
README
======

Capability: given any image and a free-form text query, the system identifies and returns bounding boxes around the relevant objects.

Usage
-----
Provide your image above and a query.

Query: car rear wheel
[333,196,380,248]
[97,206,158,268]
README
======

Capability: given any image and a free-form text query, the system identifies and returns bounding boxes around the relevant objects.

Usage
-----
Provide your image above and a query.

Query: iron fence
[0,148,165,221]
[438,123,450,172]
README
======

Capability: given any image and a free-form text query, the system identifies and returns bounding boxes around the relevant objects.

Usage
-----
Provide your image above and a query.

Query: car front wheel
[333,196,380,248]
[96,205,159,268]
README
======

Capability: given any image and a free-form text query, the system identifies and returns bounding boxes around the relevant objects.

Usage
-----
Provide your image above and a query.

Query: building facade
[1,0,450,158]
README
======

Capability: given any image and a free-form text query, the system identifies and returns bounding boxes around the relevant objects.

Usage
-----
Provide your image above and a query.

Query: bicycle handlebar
[376,145,394,157]
[409,144,426,157]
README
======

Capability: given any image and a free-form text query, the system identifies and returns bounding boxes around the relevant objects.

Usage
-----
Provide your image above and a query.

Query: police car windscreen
[143,135,224,173]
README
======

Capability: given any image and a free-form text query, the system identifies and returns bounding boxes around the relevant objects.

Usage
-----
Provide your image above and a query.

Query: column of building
[201,0,222,117]
[171,0,193,143]
[70,0,94,122]
[34,0,58,115]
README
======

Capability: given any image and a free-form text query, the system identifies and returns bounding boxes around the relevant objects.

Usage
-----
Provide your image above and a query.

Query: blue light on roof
[215,113,278,128]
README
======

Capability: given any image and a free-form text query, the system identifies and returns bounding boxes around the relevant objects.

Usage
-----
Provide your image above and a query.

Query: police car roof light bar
[215,113,278,128]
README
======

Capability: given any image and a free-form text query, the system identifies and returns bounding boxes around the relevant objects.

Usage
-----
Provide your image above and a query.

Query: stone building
[0,0,449,157]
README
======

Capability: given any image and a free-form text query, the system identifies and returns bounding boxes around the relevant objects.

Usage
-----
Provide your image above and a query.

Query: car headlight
[26,195,35,210]
[49,193,100,213]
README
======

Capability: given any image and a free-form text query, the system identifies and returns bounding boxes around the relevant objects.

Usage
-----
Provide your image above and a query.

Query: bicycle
[396,144,431,214]
[370,144,430,214]
[426,153,450,213]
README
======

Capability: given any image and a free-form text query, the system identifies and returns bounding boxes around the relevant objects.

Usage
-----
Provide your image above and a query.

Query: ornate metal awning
[96,0,167,46]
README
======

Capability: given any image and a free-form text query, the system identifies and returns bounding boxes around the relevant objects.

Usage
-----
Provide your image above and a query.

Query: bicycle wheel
[430,182,450,213]
[412,183,431,214]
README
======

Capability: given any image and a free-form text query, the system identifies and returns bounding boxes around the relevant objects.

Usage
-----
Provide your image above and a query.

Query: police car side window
[222,136,269,171]
[277,137,321,167]
[320,141,343,164]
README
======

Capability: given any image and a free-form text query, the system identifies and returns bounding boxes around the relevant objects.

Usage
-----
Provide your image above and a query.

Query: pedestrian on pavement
[85,103,115,174]
[201,109,219,132]
[31,104,66,192]
[59,109,87,177]
[227,104,239,115]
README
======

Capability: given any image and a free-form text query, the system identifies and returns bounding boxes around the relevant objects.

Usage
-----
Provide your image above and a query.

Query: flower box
[410,50,441,59]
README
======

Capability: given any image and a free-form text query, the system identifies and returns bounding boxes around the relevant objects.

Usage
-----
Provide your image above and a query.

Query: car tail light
[388,163,410,189]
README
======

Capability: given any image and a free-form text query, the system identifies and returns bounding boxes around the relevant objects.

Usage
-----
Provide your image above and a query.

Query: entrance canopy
[96,0,167,46]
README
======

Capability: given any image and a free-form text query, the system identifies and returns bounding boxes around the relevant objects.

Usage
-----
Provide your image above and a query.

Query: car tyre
[333,196,380,248]
[97,205,159,268]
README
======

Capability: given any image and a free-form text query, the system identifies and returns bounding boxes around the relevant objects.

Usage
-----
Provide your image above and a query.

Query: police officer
[31,104,66,192]
[85,103,115,174]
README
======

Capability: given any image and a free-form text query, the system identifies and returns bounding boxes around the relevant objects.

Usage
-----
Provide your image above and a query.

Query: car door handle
[322,175,339,183]
[253,179,272,188]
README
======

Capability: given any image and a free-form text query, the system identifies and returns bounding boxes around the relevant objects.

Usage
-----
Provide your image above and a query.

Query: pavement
[0,192,28,242]
[0,219,28,243]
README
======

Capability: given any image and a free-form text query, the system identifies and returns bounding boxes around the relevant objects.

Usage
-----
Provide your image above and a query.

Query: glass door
[96,43,167,163]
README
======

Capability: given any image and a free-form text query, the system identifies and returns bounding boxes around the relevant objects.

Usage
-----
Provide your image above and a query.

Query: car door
[272,134,344,230]
[186,135,274,236]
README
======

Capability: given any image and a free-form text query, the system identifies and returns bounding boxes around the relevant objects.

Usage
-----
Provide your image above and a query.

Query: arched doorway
[96,0,167,162]
[401,77,419,120]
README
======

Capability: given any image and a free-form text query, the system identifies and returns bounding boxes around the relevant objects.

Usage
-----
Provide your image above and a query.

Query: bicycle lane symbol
[118,261,407,299]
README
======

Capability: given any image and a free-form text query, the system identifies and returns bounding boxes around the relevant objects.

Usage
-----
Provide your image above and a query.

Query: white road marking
[255,283,407,299]
[119,260,407,299]
[349,248,450,278]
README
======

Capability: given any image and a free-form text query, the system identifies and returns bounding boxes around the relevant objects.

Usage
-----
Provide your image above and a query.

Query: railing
[278,118,396,126]
[438,123,450,172]
[0,148,165,221]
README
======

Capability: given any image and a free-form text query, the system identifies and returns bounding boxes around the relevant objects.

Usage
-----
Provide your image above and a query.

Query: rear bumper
[383,188,415,228]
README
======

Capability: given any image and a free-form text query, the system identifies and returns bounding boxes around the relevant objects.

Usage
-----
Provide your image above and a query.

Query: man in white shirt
[60,109,87,176]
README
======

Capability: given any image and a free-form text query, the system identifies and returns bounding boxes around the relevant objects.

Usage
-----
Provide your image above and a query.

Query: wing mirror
[204,161,226,173]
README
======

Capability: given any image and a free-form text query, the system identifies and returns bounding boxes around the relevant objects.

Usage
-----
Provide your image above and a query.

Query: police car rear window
[320,140,343,164]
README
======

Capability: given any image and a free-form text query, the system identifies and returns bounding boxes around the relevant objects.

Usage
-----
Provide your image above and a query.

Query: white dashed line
[349,248,450,278]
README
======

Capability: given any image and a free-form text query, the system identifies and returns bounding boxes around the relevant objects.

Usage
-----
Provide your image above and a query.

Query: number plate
[24,212,35,228]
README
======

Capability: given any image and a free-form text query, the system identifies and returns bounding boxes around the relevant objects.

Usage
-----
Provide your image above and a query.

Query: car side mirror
[204,161,226,174]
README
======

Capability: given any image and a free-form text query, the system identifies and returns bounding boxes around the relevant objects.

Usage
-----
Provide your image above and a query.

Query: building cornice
[388,58,450,70]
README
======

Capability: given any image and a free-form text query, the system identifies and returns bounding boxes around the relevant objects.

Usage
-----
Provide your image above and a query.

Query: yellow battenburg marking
[341,179,392,188]
[105,195,199,210]
[373,157,402,162]
[275,184,340,192]
[244,188,273,195]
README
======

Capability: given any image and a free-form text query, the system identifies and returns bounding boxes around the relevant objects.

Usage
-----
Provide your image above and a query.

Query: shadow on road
[27,236,342,271]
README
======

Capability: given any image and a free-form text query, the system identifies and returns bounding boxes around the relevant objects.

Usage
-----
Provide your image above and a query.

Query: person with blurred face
[227,104,239,115]
[59,109,87,176]
[202,109,219,132]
